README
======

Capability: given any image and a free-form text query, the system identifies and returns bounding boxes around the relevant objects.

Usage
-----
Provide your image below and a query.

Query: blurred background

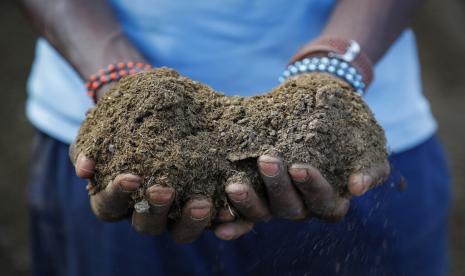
[0,0,463,275]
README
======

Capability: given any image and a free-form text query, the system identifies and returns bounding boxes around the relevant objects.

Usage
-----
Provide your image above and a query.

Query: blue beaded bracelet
[278,57,366,95]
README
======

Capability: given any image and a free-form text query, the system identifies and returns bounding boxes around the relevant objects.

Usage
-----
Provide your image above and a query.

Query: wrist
[285,36,374,93]
[77,31,147,79]
[85,62,152,102]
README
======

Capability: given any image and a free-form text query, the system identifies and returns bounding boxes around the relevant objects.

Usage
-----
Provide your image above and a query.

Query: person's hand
[213,155,390,240]
[69,144,214,243]
[212,71,390,240]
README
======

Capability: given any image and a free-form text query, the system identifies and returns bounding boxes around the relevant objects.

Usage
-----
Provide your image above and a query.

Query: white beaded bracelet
[279,56,366,95]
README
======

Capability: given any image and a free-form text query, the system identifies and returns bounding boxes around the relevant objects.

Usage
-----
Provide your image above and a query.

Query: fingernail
[190,202,211,220]
[77,154,94,173]
[119,177,140,192]
[258,161,280,177]
[225,183,248,202]
[289,167,308,182]
[190,208,210,220]
[147,185,174,206]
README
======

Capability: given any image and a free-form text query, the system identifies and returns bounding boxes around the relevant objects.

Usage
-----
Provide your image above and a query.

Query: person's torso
[26,0,436,152]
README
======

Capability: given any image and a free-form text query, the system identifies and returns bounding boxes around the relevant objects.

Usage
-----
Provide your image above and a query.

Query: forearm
[18,0,145,79]
[321,0,424,64]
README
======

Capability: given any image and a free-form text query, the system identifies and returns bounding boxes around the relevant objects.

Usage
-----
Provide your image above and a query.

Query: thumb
[70,143,95,179]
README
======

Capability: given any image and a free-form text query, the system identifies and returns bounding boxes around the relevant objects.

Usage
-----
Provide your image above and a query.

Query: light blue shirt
[26,0,436,153]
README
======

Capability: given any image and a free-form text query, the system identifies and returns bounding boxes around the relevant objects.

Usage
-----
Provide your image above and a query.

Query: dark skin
[20,0,422,242]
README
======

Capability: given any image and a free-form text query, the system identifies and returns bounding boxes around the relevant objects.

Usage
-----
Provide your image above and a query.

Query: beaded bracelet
[278,57,366,95]
[85,62,152,103]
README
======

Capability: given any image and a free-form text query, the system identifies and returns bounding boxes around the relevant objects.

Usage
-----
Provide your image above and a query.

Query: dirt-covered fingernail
[226,183,248,202]
[289,166,308,182]
[189,200,212,220]
[190,207,211,220]
[147,185,174,205]
[117,175,141,192]
[258,156,281,177]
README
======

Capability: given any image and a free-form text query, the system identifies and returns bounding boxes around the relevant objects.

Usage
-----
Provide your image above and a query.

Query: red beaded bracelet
[85,62,152,103]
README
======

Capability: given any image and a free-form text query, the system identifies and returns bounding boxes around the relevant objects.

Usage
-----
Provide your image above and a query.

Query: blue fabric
[26,0,436,152]
[28,132,450,276]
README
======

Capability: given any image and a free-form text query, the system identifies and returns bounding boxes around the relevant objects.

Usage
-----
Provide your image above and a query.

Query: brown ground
[76,69,386,219]
[0,0,464,275]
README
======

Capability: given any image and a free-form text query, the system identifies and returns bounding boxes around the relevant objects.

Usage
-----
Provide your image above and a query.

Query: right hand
[69,144,214,243]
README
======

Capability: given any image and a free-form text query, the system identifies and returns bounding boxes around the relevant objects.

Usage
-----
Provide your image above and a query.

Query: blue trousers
[28,131,451,276]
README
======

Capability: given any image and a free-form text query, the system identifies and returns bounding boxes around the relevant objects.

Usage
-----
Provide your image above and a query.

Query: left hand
[212,154,390,240]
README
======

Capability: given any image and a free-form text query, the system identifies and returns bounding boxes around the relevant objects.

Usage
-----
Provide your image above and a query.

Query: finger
[225,178,271,222]
[216,207,236,223]
[257,155,306,220]
[289,164,349,221]
[90,173,141,221]
[131,185,175,234]
[170,197,212,243]
[348,160,391,196]
[75,152,95,179]
[213,220,254,241]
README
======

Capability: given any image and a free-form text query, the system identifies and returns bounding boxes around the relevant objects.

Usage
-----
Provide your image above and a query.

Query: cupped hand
[69,144,213,243]
[213,154,390,240]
